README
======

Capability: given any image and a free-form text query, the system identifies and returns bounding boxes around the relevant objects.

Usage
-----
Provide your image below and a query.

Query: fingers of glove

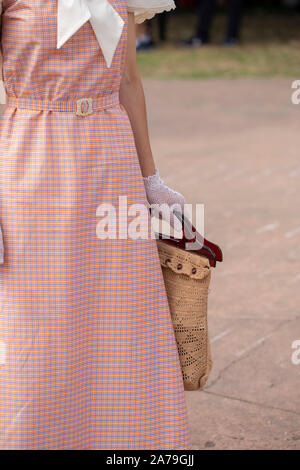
[151,203,184,232]
[169,211,183,231]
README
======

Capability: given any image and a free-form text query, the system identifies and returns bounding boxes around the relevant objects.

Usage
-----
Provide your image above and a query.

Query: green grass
[137,13,300,79]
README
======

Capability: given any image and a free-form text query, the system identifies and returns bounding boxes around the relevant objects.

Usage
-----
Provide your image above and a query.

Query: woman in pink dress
[0,0,192,449]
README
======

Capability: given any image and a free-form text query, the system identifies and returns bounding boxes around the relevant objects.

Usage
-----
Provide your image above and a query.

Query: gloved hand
[142,168,189,231]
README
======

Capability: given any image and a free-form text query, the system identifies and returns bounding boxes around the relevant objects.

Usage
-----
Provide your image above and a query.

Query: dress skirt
[0,0,192,449]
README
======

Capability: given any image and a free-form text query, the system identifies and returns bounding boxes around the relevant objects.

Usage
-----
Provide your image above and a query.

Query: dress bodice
[1,0,128,101]
[0,0,176,103]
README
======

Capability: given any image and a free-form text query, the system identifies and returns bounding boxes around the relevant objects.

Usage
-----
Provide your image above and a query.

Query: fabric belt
[6,92,120,116]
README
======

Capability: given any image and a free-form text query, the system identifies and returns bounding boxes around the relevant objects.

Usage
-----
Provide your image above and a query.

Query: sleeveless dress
[0,0,192,450]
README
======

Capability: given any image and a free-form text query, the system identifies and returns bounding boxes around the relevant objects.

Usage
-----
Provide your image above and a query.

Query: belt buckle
[76,97,93,117]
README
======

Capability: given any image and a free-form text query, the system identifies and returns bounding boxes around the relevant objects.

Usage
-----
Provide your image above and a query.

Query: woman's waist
[3,91,120,116]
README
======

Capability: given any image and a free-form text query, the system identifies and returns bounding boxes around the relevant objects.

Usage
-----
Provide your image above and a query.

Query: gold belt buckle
[76,97,93,116]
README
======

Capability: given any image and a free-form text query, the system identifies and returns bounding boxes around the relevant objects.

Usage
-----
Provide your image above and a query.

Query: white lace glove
[143,168,188,231]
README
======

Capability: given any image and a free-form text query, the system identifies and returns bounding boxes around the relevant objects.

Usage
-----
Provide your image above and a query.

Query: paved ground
[143,78,300,450]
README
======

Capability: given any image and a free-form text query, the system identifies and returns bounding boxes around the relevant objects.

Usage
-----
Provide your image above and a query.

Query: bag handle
[149,207,223,268]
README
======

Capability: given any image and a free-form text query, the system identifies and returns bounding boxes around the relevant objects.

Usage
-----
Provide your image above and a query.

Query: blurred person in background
[223,0,244,45]
[180,0,244,47]
[136,21,155,51]
[136,12,169,51]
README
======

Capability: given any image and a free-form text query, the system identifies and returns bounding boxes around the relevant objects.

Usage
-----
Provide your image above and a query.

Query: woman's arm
[119,12,155,178]
[119,12,188,230]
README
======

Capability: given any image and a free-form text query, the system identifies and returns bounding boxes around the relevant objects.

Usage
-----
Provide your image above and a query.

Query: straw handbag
[154,210,222,391]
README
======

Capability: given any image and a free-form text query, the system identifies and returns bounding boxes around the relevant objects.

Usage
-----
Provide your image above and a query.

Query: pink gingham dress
[0,0,192,450]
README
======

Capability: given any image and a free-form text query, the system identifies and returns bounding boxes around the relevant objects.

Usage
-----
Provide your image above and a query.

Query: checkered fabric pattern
[0,0,192,449]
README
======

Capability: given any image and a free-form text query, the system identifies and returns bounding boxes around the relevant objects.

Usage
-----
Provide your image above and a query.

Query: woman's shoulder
[126,0,176,24]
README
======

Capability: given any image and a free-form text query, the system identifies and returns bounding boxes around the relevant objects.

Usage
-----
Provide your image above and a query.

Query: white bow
[57,0,125,68]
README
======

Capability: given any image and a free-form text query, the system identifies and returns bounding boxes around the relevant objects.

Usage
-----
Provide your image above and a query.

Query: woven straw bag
[156,238,212,391]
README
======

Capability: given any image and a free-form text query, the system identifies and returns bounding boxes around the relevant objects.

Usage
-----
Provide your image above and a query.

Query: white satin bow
[57,0,125,68]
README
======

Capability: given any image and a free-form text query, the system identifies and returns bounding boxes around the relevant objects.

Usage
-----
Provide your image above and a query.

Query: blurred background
[135,0,300,78]
[136,0,300,450]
